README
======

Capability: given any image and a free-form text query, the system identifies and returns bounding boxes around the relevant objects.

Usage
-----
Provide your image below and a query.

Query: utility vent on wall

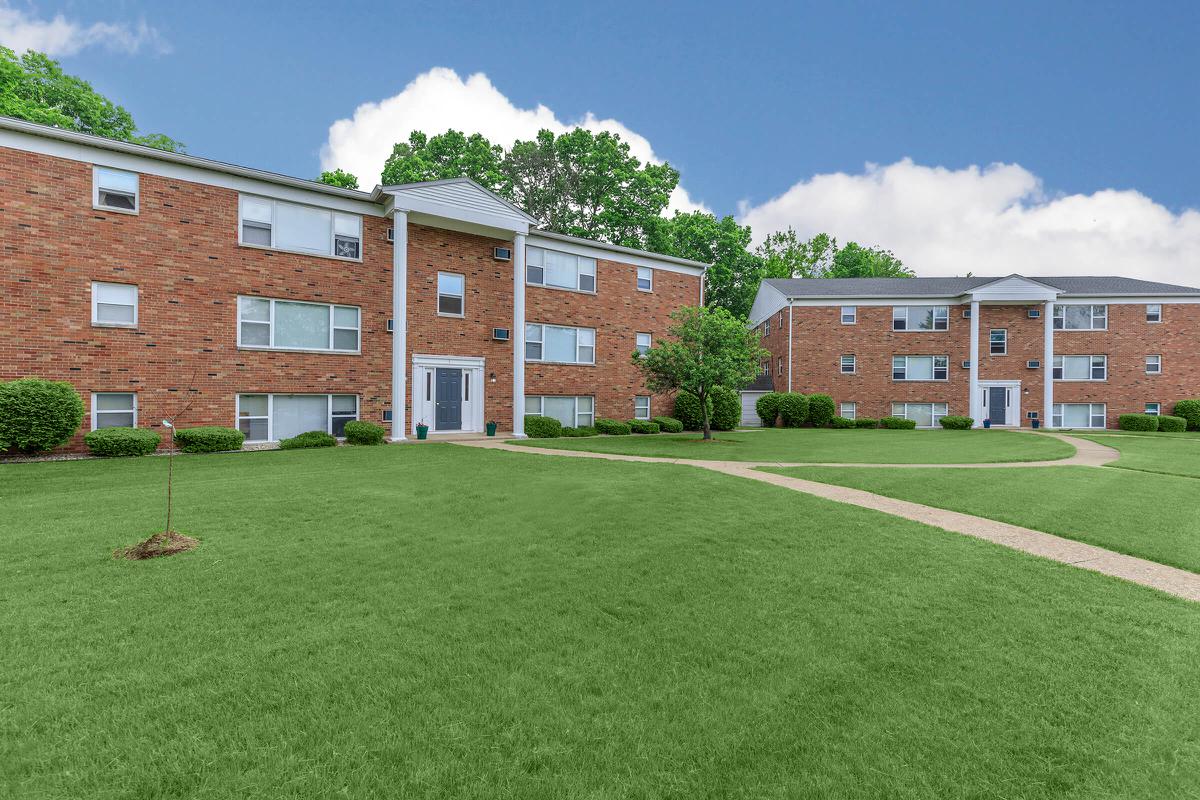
[493,246,513,261]
[386,227,395,242]
[492,327,510,341]
[1028,308,1041,318]
[1026,360,1041,369]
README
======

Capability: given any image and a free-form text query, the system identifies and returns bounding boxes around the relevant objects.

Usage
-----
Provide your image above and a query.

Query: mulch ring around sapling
[114,531,199,560]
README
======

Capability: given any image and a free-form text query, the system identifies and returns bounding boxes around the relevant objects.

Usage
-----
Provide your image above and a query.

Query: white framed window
[236,393,359,441]
[1053,403,1106,429]
[1146,355,1162,374]
[840,402,856,420]
[777,357,784,375]
[91,282,138,327]
[778,311,784,326]
[635,332,652,356]
[892,306,949,331]
[526,246,596,292]
[237,296,360,353]
[989,329,1007,355]
[524,323,595,364]
[437,272,465,317]
[891,402,948,428]
[92,392,137,429]
[892,355,949,381]
[634,396,651,420]
[525,395,594,428]
[1053,355,1106,381]
[763,319,770,337]
[636,266,653,292]
[1053,305,1107,330]
[1146,402,1161,416]
[238,195,362,260]
[840,355,856,374]
[93,166,139,213]
[1146,304,1162,323]
[841,306,857,324]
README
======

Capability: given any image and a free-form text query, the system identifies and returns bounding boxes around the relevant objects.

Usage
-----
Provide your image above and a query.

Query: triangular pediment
[382,178,535,234]
[968,274,1059,301]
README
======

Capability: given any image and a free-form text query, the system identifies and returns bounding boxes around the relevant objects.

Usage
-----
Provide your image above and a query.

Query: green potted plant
[416,420,429,440]
[486,420,498,437]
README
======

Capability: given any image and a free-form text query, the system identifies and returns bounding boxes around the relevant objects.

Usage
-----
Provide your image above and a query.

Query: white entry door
[980,382,1020,427]
[412,355,485,434]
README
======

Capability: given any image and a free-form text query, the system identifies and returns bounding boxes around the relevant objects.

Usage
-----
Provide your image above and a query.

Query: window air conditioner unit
[1026,360,1041,369]
[962,308,972,319]
[386,227,395,242]
[961,360,971,369]
[387,319,394,333]
[1027,411,1039,419]
[1027,308,1041,318]
[493,246,513,261]
[492,327,510,341]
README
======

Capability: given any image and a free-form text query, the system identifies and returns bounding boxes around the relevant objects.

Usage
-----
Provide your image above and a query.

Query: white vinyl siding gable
[239,195,362,261]
[237,296,360,353]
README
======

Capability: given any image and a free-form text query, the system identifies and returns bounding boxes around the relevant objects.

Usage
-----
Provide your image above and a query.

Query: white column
[511,232,527,437]
[390,210,408,441]
[1043,300,1055,429]
[786,305,793,393]
[968,300,980,426]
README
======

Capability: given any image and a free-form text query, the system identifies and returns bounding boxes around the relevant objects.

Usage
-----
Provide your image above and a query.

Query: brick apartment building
[748,275,1200,428]
[0,118,706,450]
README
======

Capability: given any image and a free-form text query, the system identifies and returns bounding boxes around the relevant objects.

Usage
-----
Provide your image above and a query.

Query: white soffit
[384,178,533,235]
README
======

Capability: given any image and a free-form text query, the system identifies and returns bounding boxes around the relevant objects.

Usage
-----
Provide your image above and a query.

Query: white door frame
[979,379,1021,427]
[411,354,485,434]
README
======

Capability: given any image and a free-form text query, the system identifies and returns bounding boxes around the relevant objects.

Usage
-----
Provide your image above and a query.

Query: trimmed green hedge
[673,391,713,431]
[755,392,781,427]
[594,418,631,435]
[344,420,387,445]
[279,430,337,449]
[880,416,917,430]
[652,416,684,433]
[854,418,879,429]
[84,427,160,457]
[710,386,740,431]
[561,426,598,437]
[1174,399,1200,430]
[777,392,809,427]
[939,415,974,430]
[808,393,836,427]
[0,378,84,453]
[1157,415,1188,433]
[830,416,855,429]
[629,419,661,434]
[1118,413,1159,432]
[524,415,563,438]
[174,426,245,453]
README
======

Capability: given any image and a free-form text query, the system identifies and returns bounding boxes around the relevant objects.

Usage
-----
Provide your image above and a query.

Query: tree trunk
[701,392,712,440]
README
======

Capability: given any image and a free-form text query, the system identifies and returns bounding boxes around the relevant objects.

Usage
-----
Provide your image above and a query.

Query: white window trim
[637,266,654,293]
[1147,304,1163,323]
[437,271,466,318]
[91,392,138,431]
[1053,304,1108,331]
[1052,402,1107,429]
[840,306,857,324]
[1146,403,1161,416]
[238,194,363,263]
[891,402,949,428]
[235,393,359,442]
[989,328,1007,356]
[92,165,139,214]
[892,355,949,381]
[1052,354,1107,381]
[525,246,597,294]
[840,355,856,374]
[524,323,596,365]
[525,395,595,428]
[91,281,138,328]
[777,358,784,376]
[635,332,652,356]
[840,402,857,420]
[634,396,651,420]
[1146,355,1162,374]
[237,295,361,354]
[892,305,949,332]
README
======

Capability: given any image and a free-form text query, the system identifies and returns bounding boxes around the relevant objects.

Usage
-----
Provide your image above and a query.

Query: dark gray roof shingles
[764,275,1200,297]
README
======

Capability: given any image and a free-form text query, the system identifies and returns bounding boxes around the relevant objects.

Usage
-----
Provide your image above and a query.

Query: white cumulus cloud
[0,2,168,57]
[321,67,707,214]
[738,158,1200,285]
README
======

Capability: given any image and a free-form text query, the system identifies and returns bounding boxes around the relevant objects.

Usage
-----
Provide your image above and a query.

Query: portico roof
[763,274,1200,299]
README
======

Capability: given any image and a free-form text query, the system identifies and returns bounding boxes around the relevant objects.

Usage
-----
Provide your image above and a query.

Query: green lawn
[766,465,1200,574]
[513,428,1075,463]
[1076,433,1200,478]
[3,444,1200,798]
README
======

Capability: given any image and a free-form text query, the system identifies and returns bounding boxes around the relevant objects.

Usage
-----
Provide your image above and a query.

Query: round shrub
[629,419,661,434]
[777,392,810,427]
[279,430,337,449]
[710,386,740,431]
[652,416,684,433]
[594,418,632,435]
[1157,414,1188,433]
[174,426,245,453]
[561,426,598,437]
[1173,399,1200,430]
[880,416,917,430]
[830,416,855,429]
[524,415,563,438]
[938,415,974,430]
[755,392,782,427]
[1118,413,1159,432]
[672,391,713,431]
[854,417,879,429]
[0,378,84,453]
[807,393,835,427]
[84,427,160,457]
[344,420,387,445]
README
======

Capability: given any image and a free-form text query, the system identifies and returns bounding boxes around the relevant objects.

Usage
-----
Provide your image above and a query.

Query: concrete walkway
[455,435,1200,603]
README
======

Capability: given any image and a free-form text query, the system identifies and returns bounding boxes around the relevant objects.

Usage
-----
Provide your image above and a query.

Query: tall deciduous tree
[380,130,506,190]
[318,169,360,189]
[634,305,766,440]
[651,212,764,320]
[756,228,837,279]
[828,241,912,278]
[0,48,183,152]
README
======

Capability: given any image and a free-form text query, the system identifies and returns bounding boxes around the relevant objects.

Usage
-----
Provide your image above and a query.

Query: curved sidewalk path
[456,434,1200,603]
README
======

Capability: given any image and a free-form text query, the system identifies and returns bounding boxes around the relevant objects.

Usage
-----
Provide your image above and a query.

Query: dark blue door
[988,386,1007,425]
[435,368,462,430]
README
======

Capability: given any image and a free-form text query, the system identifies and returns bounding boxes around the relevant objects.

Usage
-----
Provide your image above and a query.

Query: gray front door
[988,386,1007,425]
[435,368,462,430]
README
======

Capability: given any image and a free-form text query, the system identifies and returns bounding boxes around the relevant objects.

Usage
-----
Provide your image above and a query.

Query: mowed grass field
[3,443,1200,798]
[513,428,1075,463]
[1076,431,1200,478]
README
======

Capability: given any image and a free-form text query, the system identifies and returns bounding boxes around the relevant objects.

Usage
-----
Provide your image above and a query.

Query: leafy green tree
[0,48,183,152]
[318,169,359,189]
[634,306,766,440]
[380,130,506,190]
[651,211,764,320]
[756,229,837,279]
[827,241,913,278]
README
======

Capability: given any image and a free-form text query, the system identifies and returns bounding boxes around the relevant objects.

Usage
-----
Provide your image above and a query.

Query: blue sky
[6,0,1200,282]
